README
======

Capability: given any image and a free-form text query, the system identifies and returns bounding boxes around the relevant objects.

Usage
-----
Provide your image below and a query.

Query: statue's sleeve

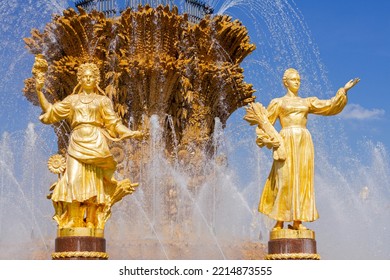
[308,88,348,116]
[39,95,71,124]
[266,98,281,125]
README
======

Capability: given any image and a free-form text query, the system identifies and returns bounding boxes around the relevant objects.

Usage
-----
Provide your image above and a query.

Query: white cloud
[340,104,385,120]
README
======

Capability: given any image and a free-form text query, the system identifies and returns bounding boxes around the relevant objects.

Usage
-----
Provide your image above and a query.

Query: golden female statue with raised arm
[245,68,359,232]
[33,55,144,231]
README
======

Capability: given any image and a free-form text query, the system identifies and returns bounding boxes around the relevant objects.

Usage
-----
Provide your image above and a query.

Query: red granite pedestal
[52,228,108,260]
[265,229,320,260]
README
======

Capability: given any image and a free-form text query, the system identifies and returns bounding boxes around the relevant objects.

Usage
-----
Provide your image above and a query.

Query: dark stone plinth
[53,236,107,260]
[268,238,317,254]
[266,238,320,260]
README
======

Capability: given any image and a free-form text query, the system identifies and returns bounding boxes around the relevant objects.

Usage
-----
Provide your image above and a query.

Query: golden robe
[40,93,121,204]
[258,89,347,222]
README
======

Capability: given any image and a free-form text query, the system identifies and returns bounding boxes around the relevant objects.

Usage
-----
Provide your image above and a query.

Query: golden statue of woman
[245,68,359,231]
[33,56,143,230]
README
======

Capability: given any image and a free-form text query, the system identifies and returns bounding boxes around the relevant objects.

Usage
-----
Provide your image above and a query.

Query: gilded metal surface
[265,253,320,260]
[269,229,315,240]
[52,251,109,259]
[33,59,142,230]
[57,227,104,238]
[23,6,257,238]
[23,6,255,159]
[22,8,258,232]
[244,68,359,230]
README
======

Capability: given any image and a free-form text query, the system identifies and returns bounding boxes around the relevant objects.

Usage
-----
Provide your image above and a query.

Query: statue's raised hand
[35,75,45,92]
[344,78,360,92]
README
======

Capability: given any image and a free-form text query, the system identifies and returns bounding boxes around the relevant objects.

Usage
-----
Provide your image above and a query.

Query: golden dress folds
[258,89,347,222]
[40,94,121,205]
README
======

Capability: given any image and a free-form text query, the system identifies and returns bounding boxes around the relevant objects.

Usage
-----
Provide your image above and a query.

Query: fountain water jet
[0,0,387,259]
[0,125,55,259]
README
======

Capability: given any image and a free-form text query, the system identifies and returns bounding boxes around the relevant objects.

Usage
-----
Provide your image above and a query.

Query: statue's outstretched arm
[115,123,145,141]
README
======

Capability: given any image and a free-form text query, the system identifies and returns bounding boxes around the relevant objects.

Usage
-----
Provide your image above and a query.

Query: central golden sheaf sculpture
[24,5,256,158]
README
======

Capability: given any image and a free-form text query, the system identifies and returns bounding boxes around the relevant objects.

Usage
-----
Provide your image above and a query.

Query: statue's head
[282,68,300,93]
[77,63,101,90]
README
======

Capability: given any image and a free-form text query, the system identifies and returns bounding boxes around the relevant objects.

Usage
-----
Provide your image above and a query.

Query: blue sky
[297,0,390,147]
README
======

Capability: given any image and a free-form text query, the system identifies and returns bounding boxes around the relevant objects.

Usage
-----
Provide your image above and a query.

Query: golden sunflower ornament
[47,154,66,175]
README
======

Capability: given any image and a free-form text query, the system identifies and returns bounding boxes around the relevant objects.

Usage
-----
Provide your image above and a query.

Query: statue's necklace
[79,93,95,104]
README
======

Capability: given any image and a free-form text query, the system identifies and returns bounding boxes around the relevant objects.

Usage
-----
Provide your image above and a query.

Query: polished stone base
[265,229,320,260]
[52,232,108,260]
